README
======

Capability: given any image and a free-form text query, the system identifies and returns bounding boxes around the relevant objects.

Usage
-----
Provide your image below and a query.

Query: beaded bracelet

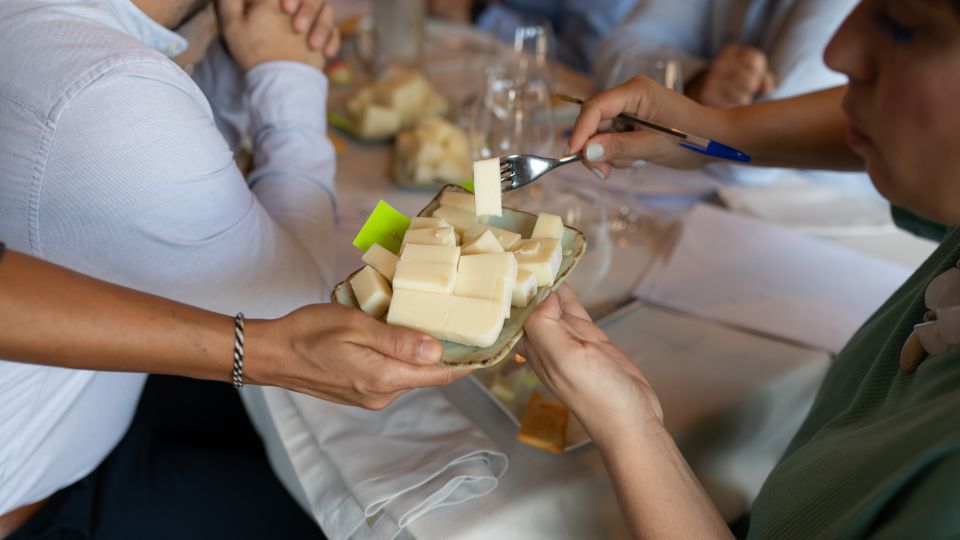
[231,313,245,389]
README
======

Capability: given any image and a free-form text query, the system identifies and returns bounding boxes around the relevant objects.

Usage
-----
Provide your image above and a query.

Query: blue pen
[556,94,751,163]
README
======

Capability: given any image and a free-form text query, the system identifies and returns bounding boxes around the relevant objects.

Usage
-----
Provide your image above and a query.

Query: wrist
[587,412,672,454]
[241,318,284,387]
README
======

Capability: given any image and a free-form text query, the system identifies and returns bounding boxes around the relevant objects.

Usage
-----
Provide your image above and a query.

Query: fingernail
[586,143,604,161]
[419,339,441,361]
[591,167,606,181]
[562,145,571,156]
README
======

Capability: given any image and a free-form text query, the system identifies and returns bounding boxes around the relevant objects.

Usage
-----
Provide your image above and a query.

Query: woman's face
[825,0,960,225]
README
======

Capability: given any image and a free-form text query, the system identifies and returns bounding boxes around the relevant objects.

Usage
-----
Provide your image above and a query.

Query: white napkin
[718,174,896,237]
[261,387,508,540]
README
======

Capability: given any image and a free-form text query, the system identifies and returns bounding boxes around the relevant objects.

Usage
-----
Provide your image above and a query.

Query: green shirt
[748,228,960,539]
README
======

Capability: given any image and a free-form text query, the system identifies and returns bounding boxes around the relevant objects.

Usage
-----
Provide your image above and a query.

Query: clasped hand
[217,0,341,71]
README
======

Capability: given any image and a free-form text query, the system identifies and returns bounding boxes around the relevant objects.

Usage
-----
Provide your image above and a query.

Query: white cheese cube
[387,289,451,337]
[401,244,461,265]
[511,238,562,287]
[439,192,476,213]
[375,70,430,127]
[386,291,504,348]
[512,269,538,307]
[400,226,457,251]
[434,157,472,182]
[393,260,457,294]
[356,103,401,139]
[531,213,564,240]
[461,229,504,255]
[455,253,518,318]
[472,158,502,217]
[432,205,486,234]
[446,296,506,348]
[360,243,399,282]
[350,266,392,318]
[409,217,449,230]
[463,223,521,250]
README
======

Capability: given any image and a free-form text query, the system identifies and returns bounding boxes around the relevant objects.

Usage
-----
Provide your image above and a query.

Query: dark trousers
[10,376,326,540]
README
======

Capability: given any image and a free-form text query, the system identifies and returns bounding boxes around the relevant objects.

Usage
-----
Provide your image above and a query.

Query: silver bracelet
[231,312,245,389]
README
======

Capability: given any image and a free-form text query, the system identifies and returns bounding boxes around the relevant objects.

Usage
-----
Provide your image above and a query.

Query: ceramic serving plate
[332,184,587,369]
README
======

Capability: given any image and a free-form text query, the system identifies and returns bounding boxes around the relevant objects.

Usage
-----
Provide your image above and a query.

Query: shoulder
[0,1,206,123]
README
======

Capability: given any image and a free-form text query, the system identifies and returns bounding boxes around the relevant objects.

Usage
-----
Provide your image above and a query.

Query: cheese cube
[446,296,506,348]
[439,192,476,213]
[393,260,457,294]
[455,253,517,318]
[472,158,502,217]
[356,103,401,139]
[409,217,449,230]
[512,238,562,286]
[361,243,399,282]
[461,229,504,255]
[387,289,451,337]
[386,291,505,348]
[401,244,461,265]
[350,266,392,318]
[432,205,486,234]
[375,70,430,127]
[512,269,538,307]
[463,223,521,250]
[400,226,457,251]
[531,213,564,240]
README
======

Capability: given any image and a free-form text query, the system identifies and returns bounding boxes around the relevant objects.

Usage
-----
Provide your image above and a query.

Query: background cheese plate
[332,184,587,369]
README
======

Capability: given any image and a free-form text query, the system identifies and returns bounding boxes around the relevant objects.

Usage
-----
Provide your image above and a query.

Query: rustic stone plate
[332,184,587,369]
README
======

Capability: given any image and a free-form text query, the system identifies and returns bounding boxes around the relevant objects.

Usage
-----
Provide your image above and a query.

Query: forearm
[711,86,862,170]
[246,61,338,290]
[590,421,733,540]
[0,250,268,383]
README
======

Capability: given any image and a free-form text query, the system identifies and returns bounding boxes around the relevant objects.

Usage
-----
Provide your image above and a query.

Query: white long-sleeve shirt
[0,0,337,514]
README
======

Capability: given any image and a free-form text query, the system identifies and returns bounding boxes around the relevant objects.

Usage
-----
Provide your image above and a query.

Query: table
[268,15,937,540]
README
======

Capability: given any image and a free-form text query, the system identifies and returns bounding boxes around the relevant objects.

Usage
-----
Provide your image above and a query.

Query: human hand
[515,286,663,441]
[279,0,341,56]
[568,76,725,179]
[217,0,332,71]
[686,44,776,108]
[244,304,471,409]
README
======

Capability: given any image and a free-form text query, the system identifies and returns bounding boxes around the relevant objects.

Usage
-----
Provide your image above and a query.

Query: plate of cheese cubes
[333,182,586,369]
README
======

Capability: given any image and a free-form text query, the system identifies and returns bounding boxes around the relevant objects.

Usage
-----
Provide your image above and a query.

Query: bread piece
[516,389,568,454]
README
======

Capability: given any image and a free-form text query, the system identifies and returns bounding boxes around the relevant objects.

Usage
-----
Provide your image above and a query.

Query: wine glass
[468,24,556,208]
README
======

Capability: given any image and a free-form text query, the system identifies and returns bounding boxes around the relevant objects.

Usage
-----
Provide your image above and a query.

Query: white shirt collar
[104,0,188,58]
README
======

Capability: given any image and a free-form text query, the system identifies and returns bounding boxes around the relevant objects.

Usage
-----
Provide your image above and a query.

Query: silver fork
[499,154,581,192]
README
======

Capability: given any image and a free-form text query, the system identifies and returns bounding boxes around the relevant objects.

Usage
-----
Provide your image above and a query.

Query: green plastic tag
[352,200,411,254]
[458,180,475,193]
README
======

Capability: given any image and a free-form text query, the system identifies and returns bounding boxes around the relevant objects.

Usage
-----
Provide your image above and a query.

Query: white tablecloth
[248,16,938,540]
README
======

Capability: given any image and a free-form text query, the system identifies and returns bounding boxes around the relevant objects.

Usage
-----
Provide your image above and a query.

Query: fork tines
[499,160,513,180]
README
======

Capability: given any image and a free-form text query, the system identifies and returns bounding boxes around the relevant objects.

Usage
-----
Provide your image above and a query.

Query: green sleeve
[867,452,960,539]
[891,206,949,242]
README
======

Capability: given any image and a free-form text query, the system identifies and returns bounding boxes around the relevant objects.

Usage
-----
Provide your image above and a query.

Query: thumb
[216,0,245,25]
[369,323,444,366]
